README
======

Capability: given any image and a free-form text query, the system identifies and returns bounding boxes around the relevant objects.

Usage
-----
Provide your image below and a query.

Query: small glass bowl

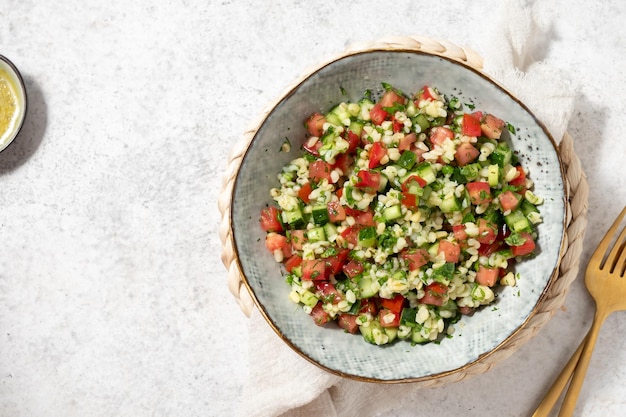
[0,54,27,153]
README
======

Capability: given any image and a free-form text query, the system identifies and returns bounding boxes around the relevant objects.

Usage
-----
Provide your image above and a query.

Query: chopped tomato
[343,259,364,279]
[498,190,522,212]
[305,113,326,137]
[368,142,387,168]
[419,282,447,306]
[309,160,332,183]
[332,153,354,175]
[462,113,482,136]
[472,111,484,120]
[301,258,327,281]
[380,89,406,108]
[354,170,383,192]
[429,126,454,147]
[370,103,389,125]
[297,182,312,204]
[259,206,283,233]
[454,143,480,166]
[379,293,405,314]
[311,302,330,326]
[466,181,492,205]
[391,117,404,133]
[345,130,360,154]
[398,132,417,152]
[401,175,427,191]
[289,229,306,250]
[353,209,375,227]
[265,232,291,258]
[478,240,504,257]
[452,224,468,241]
[378,309,401,328]
[358,298,378,316]
[302,137,322,156]
[510,232,536,257]
[414,85,438,103]
[508,165,527,189]
[284,254,302,273]
[481,113,506,139]
[399,248,430,271]
[476,265,500,287]
[327,200,346,222]
[338,314,360,334]
[323,248,350,275]
[438,240,460,263]
[400,192,417,208]
[339,225,360,246]
[476,218,498,245]
[315,281,341,304]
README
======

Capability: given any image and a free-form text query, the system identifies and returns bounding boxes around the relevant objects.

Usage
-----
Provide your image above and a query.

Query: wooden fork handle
[531,337,586,417]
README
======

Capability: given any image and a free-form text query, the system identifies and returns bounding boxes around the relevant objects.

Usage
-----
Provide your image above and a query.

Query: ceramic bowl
[0,54,27,153]
[230,49,566,382]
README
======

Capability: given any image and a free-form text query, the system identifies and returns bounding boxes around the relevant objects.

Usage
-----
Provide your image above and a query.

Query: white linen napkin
[236,2,577,416]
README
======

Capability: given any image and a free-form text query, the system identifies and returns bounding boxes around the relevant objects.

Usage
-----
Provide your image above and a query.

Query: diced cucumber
[299,290,319,308]
[505,209,531,232]
[358,275,378,298]
[521,199,540,217]
[414,162,437,185]
[359,320,381,344]
[384,326,398,343]
[439,193,461,213]
[349,120,364,136]
[307,226,326,242]
[400,307,418,327]
[428,242,439,257]
[383,204,402,222]
[490,143,513,168]
[487,164,500,187]
[376,173,389,192]
[329,103,351,126]
[405,100,417,117]
[413,113,430,133]
[396,150,417,170]
[411,326,430,344]
[324,112,342,126]
[311,205,329,225]
[323,222,338,240]
[456,163,481,183]
[358,320,397,345]
[358,226,377,248]
[282,207,305,229]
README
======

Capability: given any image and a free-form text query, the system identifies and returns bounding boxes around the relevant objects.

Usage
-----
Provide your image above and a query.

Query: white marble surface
[0,1,624,416]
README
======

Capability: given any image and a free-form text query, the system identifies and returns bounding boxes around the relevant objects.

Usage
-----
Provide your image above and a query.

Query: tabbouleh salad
[259,83,543,346]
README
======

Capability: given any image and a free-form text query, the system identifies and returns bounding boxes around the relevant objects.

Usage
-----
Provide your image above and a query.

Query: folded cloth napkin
[237,1,577,416]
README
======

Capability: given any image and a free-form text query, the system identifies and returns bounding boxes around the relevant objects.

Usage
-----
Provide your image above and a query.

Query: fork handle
[557,311,607,417]
[531,337,586,417]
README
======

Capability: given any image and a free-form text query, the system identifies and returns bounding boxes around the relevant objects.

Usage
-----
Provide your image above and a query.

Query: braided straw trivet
[218,35,589,383]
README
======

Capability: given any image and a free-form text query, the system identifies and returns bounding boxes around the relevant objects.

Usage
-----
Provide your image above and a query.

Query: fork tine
[598,206,626,271]
[609,222,626,277]
[616,233,626,277]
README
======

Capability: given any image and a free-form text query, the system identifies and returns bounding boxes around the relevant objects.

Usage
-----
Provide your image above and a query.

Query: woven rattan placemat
[218,36,589,385]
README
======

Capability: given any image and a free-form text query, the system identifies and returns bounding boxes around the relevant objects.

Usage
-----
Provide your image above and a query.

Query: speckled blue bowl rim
[230,48,568,383]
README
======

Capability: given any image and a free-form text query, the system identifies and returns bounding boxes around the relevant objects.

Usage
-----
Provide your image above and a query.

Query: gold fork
[532,206,626,417]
